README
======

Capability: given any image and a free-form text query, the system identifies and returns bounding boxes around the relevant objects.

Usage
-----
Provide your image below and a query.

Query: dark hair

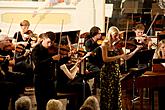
[90,26,101,37]
[45,31,56,41]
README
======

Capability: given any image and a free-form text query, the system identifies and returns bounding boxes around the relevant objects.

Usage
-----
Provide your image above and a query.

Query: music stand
[121,49,155,110]
[157,34,165,43]
[153,59,165,64]
[126,49,155,70]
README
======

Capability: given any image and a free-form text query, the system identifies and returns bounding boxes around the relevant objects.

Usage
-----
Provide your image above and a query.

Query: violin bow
[7,18,13,35]
[124,19,129,71]
[33,17,41,34]
[146,12,159,35]
[92,0,96,26]
[26,17,42,43]
[66,35,72,53]
[58,19,64,55]
[13,31,19,65]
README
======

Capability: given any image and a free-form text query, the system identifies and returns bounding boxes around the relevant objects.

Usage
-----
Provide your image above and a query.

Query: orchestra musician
[32,31,60,110]
[153,39,165,110]
[13,20,32,49]
[59,56,91,110]
[128,23,152,51]
[84,26,103,95]
[153,39,165,59]
[0,33,27,110]
[51,34,91,110]
[100,26,142,110]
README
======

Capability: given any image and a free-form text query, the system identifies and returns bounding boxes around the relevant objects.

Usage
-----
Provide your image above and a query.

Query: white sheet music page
[161,63,165,68]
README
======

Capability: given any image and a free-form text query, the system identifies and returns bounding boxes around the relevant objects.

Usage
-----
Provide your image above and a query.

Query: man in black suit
[32,31,60,110]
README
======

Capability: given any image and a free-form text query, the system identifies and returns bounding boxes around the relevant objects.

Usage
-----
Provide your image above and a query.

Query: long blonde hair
[102,26,120,47]
[155,39,165,58]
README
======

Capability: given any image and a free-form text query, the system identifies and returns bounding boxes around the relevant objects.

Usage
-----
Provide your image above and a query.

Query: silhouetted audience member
[80,96,100,110]
[46,99,63,110]
[15,96,32,110]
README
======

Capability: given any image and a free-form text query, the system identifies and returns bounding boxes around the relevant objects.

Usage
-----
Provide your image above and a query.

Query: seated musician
[54,35,91,110]
[152,39,165,110]
[128,23,152,51]
[59,56,91,110]
[0,33,26,110]
[126,23,154,70]
[153,39,165,59]
[12,43,33,86]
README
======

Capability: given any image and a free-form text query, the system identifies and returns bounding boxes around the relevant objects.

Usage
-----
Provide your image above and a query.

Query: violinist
[13,20,32,49]
[12,42,33,86]
[32,31,60,110]
[84,26,103,95]
[58,55,91,110]
[30,33,43,48]
[0,33,26,110]
[129,23,152,50]
[99,26,142,110]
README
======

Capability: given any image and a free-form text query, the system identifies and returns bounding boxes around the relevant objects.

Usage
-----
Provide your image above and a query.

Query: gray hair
[15,96,32,110]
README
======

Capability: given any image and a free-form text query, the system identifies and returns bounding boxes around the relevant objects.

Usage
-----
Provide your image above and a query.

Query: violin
[0,56,7,62]
[15,44,26,54]
[113,40,137,50]
[97,35,105,45]
[48,42,71,58]
[0,39,14,52]
[22,30,33,41]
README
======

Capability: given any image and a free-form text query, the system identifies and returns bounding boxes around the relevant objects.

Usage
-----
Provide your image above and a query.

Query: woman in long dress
[100,26,142,110]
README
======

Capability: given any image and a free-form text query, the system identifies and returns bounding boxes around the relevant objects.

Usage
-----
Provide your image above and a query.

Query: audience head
[15,96,32,110]
[46,99,63,110]
[80,96,100,110]
[79,105,94,110]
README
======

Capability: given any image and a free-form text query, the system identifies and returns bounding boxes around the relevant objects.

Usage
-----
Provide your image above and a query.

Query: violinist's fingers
[52,54,60,61]
[137,45,143,48]
[142,34,147,37]
[6,55,10,60]
[67,51,72,57]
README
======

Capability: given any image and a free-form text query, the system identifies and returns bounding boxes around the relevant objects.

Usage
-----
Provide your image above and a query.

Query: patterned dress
[100,50,122,110]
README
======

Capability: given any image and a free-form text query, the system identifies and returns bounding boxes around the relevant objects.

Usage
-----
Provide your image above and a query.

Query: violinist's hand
[52,54,60,61]
[23,42,28,47]
[6,55,10,60]
[142,34,147,37]
[17,42,28,47]
[9,59,15,66]
[24,49,31,57]
[122,54,130,60]
[135,45,143,51]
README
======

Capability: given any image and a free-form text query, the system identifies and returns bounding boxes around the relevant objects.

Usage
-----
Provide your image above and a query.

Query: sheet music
[161,63,165,67]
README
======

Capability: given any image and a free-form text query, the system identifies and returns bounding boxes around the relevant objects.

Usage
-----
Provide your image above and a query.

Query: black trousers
[0,81,17,110]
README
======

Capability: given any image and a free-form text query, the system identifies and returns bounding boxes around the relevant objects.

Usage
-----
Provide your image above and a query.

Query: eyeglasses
[20,24,29,26]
